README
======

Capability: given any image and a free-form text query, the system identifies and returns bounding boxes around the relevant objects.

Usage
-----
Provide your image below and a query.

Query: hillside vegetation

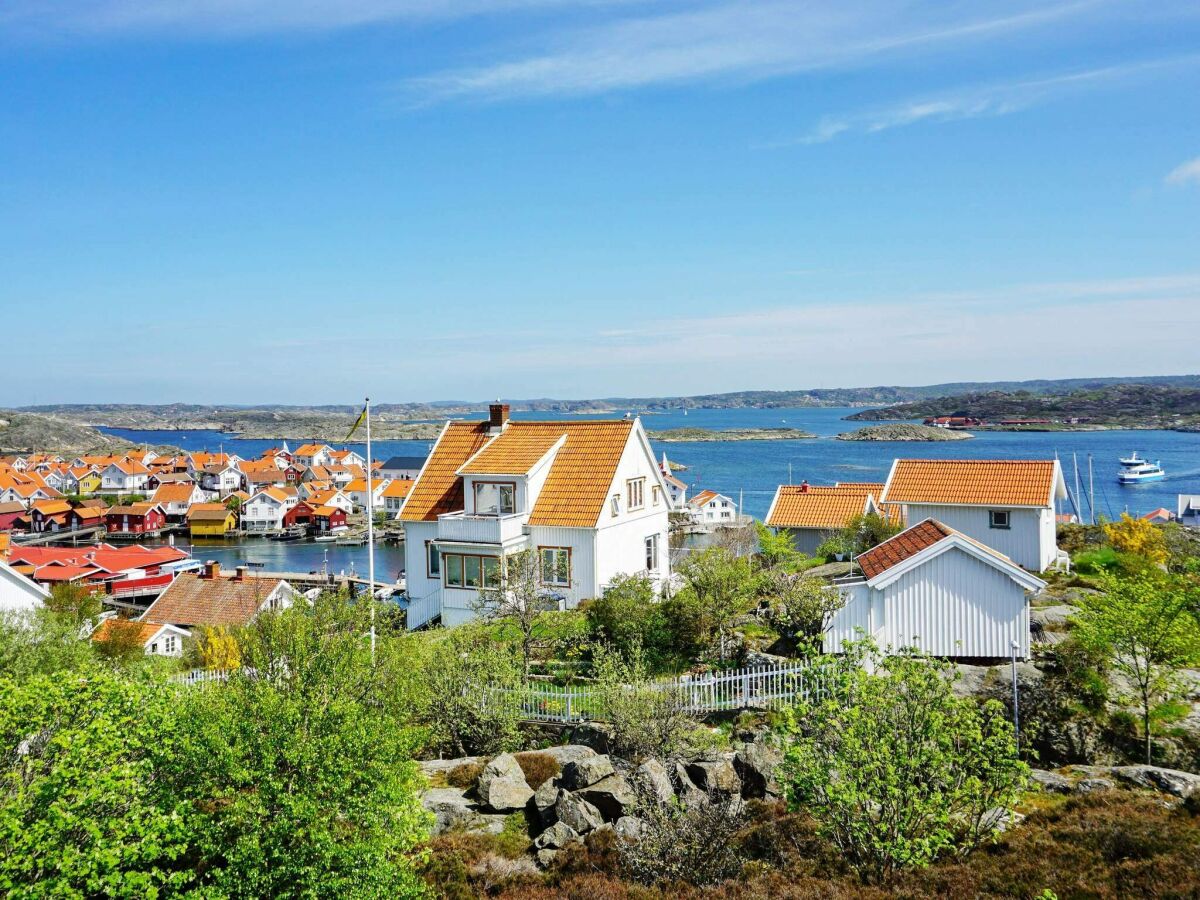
[0,411,137,454]
[847,383,1200,430]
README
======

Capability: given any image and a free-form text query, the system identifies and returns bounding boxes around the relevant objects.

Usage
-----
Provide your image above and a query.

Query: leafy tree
[1102,513,1169,565]
[1072,572,1200,763]
[0,671,197,896]
[755,522,804,572]
[762,572,845,652]
[843,511,905,553]
[0,610,94,682]
[675,547,758,660]
[163,591,433,897]
[91,617,149,664]
[592,644,714,761]
[194,625,242,670]
[422,625,523,757]
[780,643,1028,884]
[474,550,559,675]
[585,574,671,663]
[43,582,101,623]
[223,494,242,513]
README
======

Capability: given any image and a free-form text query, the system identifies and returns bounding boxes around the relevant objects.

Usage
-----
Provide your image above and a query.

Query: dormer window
[474,482,515,516]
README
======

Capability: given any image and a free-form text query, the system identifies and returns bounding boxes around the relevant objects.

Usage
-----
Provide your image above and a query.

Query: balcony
[437,511,527,546]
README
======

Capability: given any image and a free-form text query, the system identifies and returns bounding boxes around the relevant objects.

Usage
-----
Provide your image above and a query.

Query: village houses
[764,481,891,556]
[100,458,151,494]
[687,489,738,525]
[242,487,299,532]
[400,404,672,630]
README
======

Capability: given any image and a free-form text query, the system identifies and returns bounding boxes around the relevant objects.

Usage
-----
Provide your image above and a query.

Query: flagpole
[365,396,376,664]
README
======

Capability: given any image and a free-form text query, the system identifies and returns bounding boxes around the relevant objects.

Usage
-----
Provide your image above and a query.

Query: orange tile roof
[31,499,72,516]
[399,422,493,522]
[92,618,166,646]
[689,489,720,507]
[311,505,341,517]
[152,483,196,503]
[459,428,565,475]
[187,504,234,522]
[857,519,954,579]
[765,484,876,529]
[881,459,1060,508]
[526,421,633,527]
[141,572,289,627]
[294,443,329,456]
[381,478,413,499]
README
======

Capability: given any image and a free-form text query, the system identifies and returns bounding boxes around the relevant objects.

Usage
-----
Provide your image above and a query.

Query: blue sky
[2,0,1199,405]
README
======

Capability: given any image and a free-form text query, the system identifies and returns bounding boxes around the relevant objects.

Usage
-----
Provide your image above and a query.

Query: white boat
[1117,452,1166,484]
[313,534,337,543]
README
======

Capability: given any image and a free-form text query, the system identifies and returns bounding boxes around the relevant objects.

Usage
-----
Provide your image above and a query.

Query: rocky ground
[836,423,973,441]
[0,411,156,454]
[648,427,816,442]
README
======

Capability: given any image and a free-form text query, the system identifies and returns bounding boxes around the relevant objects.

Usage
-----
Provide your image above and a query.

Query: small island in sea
[837,423,973,442]
[648,427,816,442]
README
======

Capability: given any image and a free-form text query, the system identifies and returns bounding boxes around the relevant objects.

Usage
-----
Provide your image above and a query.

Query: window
[165,636,177,653]
[627,477,645,510]
[426,541,441,577]
[989,510,1011,530]
[652,485,661,506]
[474,481,516,516]
[644,534,659,572]
[611,494,620,517]
[150,642,158,654]
[443,553,500,589]
[540,547,571,586]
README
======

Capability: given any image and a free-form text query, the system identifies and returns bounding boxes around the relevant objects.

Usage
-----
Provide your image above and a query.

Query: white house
[765,481,892,556]
[199,464,245,497]
[0,558,50,612]
[100,459,151,494]
[304,488,353,516]
[293,443,334,469]
[140,561,297,628]
[824,518,1046,661]
[400,404,671,630]
[242,487,300,532]
[380,455,427,481]
[381,479,413,518]
[1178,495,1200,528]
[91,617,191,657]
[151,482,209,522]
[658,453,687,506]
[878,459,1068,572]
[687,489,737,524]
[346,477,387,512]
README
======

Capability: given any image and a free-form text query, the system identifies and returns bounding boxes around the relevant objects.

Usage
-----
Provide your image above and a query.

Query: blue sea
[101,407,1200,574]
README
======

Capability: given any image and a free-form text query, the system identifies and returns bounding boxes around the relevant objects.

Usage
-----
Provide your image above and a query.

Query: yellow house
[187,503,237,537]
[75,469,102,495]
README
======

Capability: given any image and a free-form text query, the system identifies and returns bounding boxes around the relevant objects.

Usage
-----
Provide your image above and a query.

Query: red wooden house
[30,499,72,533]
[67,506,106,531]
[282,501,316,528]
[105,502,167,535]
[311,505,347,533]
[0,502,25,532]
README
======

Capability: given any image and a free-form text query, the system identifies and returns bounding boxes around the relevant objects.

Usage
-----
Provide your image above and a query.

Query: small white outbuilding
[824,518,1046,661]
[0,558,50,613]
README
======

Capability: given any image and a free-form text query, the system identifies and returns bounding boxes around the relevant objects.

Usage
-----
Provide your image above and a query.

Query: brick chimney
[484,405,508,429]
[234,565,248,582]
[799,480,810,493]
[202,560,220,580]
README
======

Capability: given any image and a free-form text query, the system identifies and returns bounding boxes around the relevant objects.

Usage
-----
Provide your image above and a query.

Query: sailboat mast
[1088,454,1095,526]
[365,396,376,663]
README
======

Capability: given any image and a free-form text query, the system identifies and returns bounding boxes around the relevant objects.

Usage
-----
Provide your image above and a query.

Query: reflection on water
[143,535,408,583]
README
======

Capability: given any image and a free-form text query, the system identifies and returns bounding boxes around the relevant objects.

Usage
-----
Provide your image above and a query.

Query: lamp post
[1011,638,1021,751]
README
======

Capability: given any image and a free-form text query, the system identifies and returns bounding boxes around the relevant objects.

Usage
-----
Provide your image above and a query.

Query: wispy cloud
[772,57,1199,146]
[402,0,1113,104]
[1166,155,1200,186]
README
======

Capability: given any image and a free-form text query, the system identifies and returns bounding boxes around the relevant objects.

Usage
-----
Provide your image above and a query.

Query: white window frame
[989,509,1011,530]
[644,534,660,573]
[610,494,620,517]
[540,547,571,587]
[627,477,645,511]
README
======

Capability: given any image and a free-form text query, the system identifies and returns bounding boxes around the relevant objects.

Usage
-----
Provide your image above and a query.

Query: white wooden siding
[903,504,1048,570]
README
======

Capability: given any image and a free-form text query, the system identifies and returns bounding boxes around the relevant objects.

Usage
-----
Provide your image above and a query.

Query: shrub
[515,751,561,790]
[1103,513,1169,565]
[619,793,749,886]
[447,759,487,790]
[779,642,1028,884]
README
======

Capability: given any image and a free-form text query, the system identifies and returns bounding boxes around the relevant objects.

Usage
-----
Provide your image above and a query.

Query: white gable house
[879,459,1068,572]
[824,518,1046,661]
[242,488,299,532]
[400,405,671,630]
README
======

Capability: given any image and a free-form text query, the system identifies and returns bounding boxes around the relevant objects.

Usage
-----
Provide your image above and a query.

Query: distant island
[837,424,972,442]
[845,383,1200,431]
[0,411,179,456]
[648,427,816,442]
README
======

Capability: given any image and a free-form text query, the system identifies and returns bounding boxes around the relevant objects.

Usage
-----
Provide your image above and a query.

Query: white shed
[0,559,50,613]
[824,518,1046,661]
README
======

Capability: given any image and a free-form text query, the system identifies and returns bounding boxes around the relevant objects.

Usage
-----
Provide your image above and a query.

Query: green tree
[755,522,804,572]
[1072,572,1200,763]
[676,547,758,661]
[0,670,197,897]
[780,643,1028,884]
[585,574,671,662]
[0,610,95,682]
[44,582,102,623]
[421,624,523,757]
[164,591,432,897]
[474,550,558,675]
[762,572,845,652]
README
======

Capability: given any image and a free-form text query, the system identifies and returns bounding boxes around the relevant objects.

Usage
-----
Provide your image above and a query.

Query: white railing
[170,668,230,686]
[436,512,527,545]
[487,662,825,724]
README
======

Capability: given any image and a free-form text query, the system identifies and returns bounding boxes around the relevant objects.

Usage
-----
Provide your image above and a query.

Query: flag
[345,404,367,441]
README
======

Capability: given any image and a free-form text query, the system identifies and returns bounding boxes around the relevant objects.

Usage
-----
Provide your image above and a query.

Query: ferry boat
[1117,452,1166,484]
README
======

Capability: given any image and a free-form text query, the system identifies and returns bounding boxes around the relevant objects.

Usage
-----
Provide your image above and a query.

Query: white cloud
[773,57,1198,146]
[1165,155,1200,186]
[402,0,1114,103]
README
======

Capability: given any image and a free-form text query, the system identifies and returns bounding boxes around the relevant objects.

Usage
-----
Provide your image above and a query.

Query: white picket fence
[488,662,824,725]
[170,661,826,724]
